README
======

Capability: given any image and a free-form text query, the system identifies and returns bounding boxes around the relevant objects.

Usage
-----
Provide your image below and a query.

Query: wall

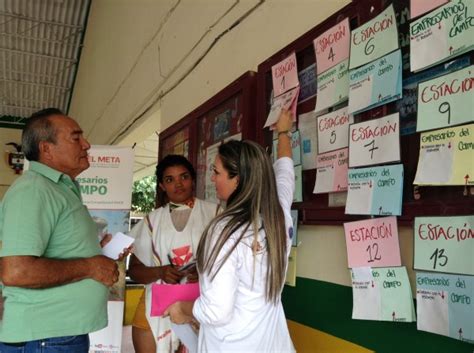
[0,128,22,199]
[69,0,350,144]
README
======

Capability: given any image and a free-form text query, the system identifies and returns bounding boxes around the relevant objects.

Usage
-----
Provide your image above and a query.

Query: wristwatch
[278,130,292,138]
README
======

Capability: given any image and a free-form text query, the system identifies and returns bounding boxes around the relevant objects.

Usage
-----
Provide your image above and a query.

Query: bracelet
[278,130,292,138]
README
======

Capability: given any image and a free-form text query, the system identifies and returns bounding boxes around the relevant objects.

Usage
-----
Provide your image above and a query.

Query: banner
[77,145,134,353]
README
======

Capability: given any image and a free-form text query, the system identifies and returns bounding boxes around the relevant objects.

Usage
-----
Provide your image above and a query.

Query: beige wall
[69,0,350,144]
[0,129,22,199]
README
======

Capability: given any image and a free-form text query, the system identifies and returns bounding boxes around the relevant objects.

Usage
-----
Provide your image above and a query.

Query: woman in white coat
[128,154,218,353]
[166,110,296,353]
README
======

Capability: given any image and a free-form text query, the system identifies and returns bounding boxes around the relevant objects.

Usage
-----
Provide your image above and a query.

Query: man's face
[40,115,91,179]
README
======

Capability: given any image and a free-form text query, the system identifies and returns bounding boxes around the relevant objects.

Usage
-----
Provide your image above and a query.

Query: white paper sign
[317,106,353,153]
[349,113,400,167]
[102,232,134,260]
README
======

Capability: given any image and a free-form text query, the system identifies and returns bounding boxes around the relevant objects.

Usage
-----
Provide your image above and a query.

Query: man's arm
[0,255,118,288]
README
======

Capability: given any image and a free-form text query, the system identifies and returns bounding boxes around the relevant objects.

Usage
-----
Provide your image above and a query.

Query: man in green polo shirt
[0,108,120,353]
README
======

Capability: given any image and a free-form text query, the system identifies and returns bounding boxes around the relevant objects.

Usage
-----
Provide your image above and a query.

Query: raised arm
[275,109,293,159]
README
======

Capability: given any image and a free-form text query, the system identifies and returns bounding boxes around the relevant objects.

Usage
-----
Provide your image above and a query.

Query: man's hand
[158,265,184,284]
[87,255,119,287]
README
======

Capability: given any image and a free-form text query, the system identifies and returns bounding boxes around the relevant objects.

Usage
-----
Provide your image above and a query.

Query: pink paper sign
[313,148,348,194]
[410,0,448,19]
[314,18,350,74]
[271,52,299,97]
[150,283,200,316]
[343,216,401,268]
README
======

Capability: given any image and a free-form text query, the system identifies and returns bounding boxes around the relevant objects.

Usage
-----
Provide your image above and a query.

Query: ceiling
[0,0,90,127]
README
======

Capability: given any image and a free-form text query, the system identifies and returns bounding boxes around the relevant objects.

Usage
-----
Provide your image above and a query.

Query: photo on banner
[414,124,473,185]
[410,0,474,72]
[416,65,474,132]
[348,113,401,168]
[349,4,399,69]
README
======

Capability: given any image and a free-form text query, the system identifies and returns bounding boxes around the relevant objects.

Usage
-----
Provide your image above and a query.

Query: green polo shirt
[0,161,108,342]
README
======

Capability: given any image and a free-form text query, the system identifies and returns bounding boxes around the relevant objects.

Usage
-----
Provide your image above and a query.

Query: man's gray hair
[22,108,64,161]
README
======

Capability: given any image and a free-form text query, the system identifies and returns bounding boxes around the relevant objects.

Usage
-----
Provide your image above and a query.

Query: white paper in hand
[102,232,134,260]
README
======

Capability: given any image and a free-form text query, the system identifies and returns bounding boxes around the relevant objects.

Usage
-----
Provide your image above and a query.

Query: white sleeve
[129,212,156,267]
[273,157,295,214]
[193,232,240,326]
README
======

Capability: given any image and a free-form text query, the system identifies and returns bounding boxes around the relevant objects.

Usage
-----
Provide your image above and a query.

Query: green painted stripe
[282,277,472,353]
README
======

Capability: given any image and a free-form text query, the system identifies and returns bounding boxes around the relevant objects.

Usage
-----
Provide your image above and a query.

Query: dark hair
[197,140,287,303]
[22,108,64,161]
[155,154,196,206]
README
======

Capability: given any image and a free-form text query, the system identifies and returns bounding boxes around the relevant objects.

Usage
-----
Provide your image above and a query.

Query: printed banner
[411,0,449,19]
[417,65,474,132]
[298,111,318,170]
[314,18,350,74]
[414,124,473,185]
[351,266,416,322]
[344,216,401,268]
[410,0,474,72]
[349,4,399,69]
[348,49,402,114]
[345,164,404,216]
[317,106,353,153]
[272,52,299,97]
[414,216,474,275]
[313,148,348,194]
[416,272,474,343]
[264,86,299,129]
[349,113,401,167]
[78,146,134,353]
[314,59,350,114]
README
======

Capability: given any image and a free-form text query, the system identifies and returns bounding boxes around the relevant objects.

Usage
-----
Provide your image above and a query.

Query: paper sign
[414,216,474,275]
[272,52,299,97]
[294,165,303,202]
[348,49,402,114]
[290,209,298,247]
[313,148,348,194]
[410,0,474,72]
[345,164,404,216]
[349,4,399,69]
[344,216,401,268]
[285,247,297,287]
[417,65,474,132]
[314,18,350,74]
[151,283,200,316]
[102,232,134,260]
[298,63,317,103]
[298,111,318,170]
[351,267,415,322]
[349,113,400,167]
[265,86,299,128]
[314,60,349,113]
[411,0,449,19]
[317,106,353,153]
[414,124,473,185]
[416,272,474,343]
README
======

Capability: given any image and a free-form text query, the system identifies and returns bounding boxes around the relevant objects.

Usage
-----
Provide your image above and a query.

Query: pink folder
[150,283,200,317]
